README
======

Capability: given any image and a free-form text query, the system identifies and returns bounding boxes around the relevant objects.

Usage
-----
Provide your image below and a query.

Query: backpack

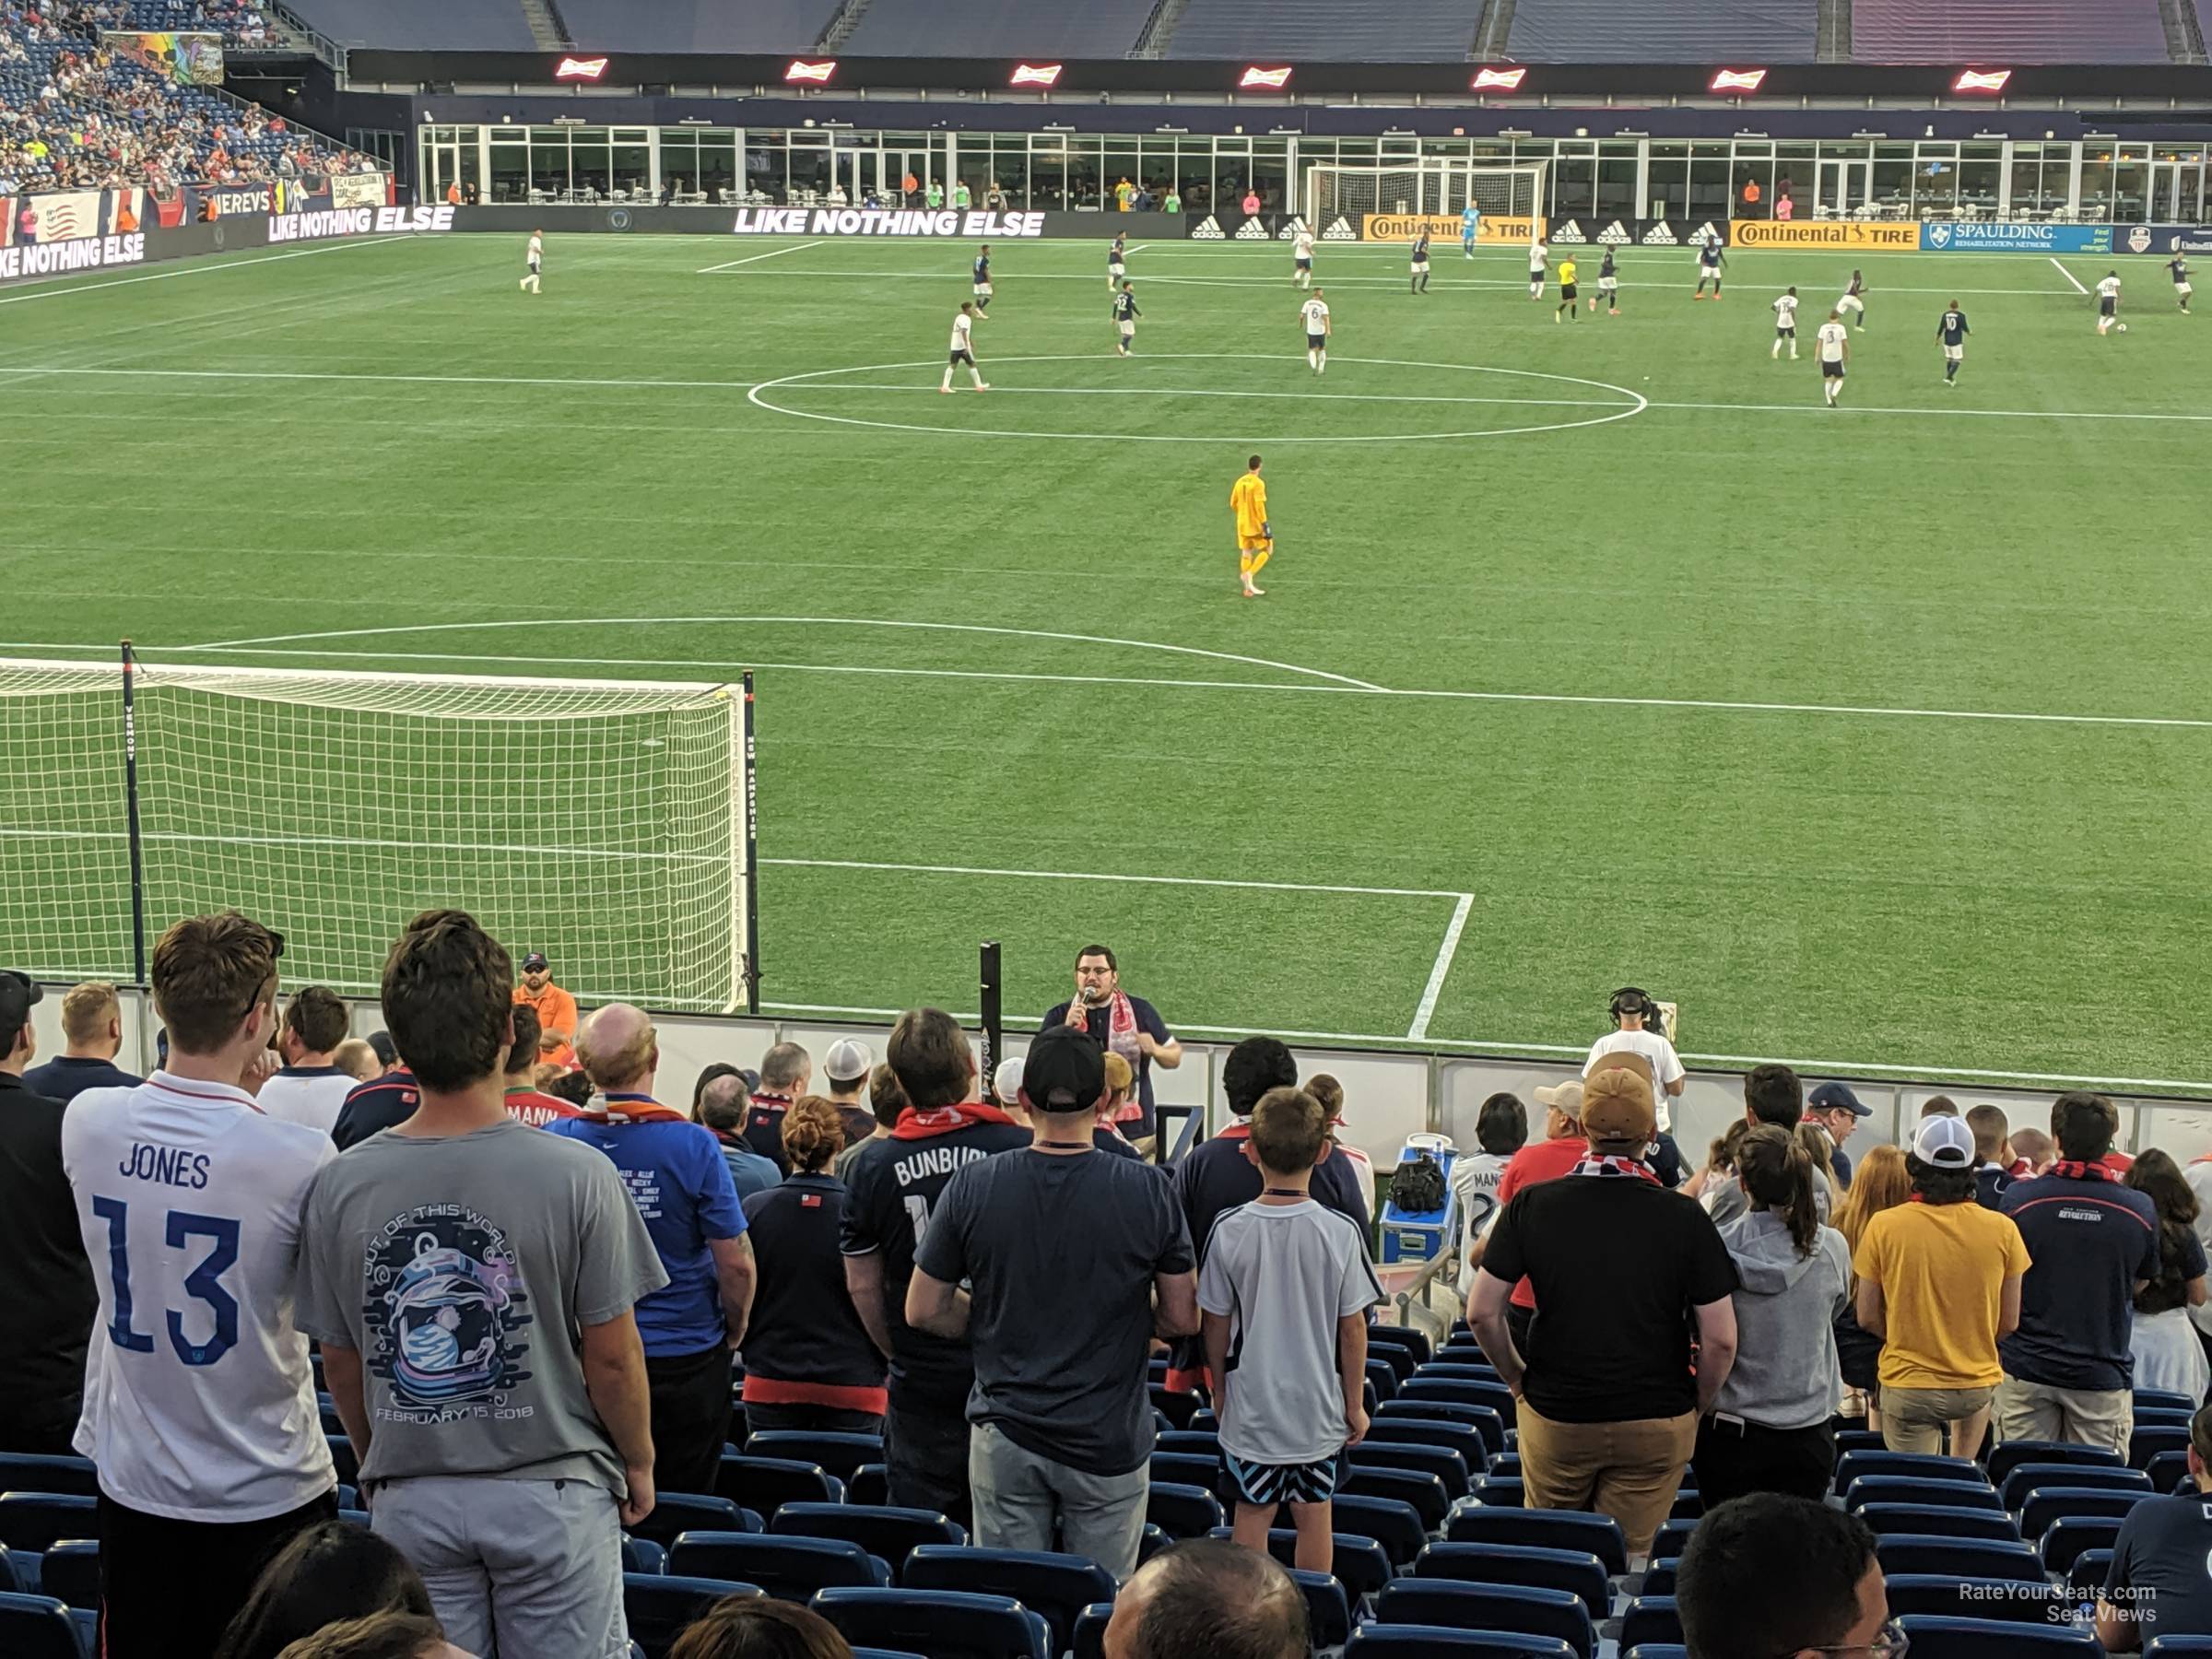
[1389,1151,1447,1215]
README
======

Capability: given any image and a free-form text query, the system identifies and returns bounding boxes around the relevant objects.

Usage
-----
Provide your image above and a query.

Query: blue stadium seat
[2132,1426,2191,1469]
[1344,1626,1575,1654]
[2018,1487,2150,1539]
[1469,1474,1524,1507]
[1147,1453,1218,1490]
[1625,1650,1688,1659]
[1986,1441,2124,1487]
[1367,1342,1418,1383]
[1290,1570,1352,1648]
[772,1504,966,1574]
[2144,1451,2191,1494]
[326,1436,358,1485]
[1895,1615,2099,1655]
[1156,1431,1221,1457]
[0,1555,18,1594]
[1668,1489,1703,1522]
[1073,1600,1112,1659]
[744,1432,885,1480]
[1331,1496,1430,1569]
[35,1542,97,1609]
[1417,1364,1504,1382]
[2133,1407,2195,1429]
[1215,1527,1393,1601]
[1857,1504,2022,1542]
[1640,1559,1677,1597]
[622,1537,666,1575]
[1845,1477,2003,1512]
[1833,1451,1989,1496]
[1488,1454,1523,1478]
[1376,1398,1506,1457]
[1400,1377,1517,1428]
[1366,1359,1400,1402]
[1149,1388,1202,1431]
[1187,1409,1219,1434]
[851,1651,929,1659]
[1999,1465,2152,1512]
[2147,1641,2212,1656]
[1618,1595,1683,1650]
[1341,1466,1448,1529]
[812,1587,1052,1659]
[0,1496,97,1553]
[1352,1441,1471,1500]
[901,1547,1114,1653]
[1885,1574,2065,1622]
[628,1493,756,1549]
[1875,1535,2044,1583]
[668,1533,889,1601]
[1374,1581,1594,1657]
[2134,1390,2196,1413]
[848,1465,890,1508]
[2041,1516,2125,1574]
[0,1594,79,1659]
[1367,1325,1433,1366]
[2066,1548,2114,1599]
[1408,1542,1610,1619]
[1360,1417,1488,1470]
[70,1606,95,1655]
[1146,1482,1224,1539]
[1138,1524,1171,1565]
[624,1575,761,1658]
[1443,1508,1628,1576]
[0,1459,98,1500]
[338,1511,371,1529]
[715,1455,845,1517]
[1649,1519,1699,1563]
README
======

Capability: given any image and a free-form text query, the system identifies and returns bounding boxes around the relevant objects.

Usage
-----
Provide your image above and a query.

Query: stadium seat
[1187,1410,1219,1434]
[1875,1535,2044,1583]
[2041,1516,2125,1574]
[852,1652,929,1659]
[1350,1441,1471,1500]
[1376,1399,1506,1457]
[1365,1359,1399,1402]
[623,1537,667,1575]
[0,1496,97,1553]
[715,1455,845,1517]
[1856,1504,2022,1542]
[1649,1519,1699,1562]
[1894,1615,2099,1655]
[1833,1451,1989,1495]
[901,1547,1114,1653]
[744,1433,885,1481]
[772,1505,966,1573]
[1885,1574,2065,1622]
[1344,1626,1576,1654]
[1639,1559,1677,1596]
[1156,1431,1221,1457]
[2001,1465,2153,1511]
[2134,1390,2195,1413]
[1218,1527,1394,1601]
[1668,1489,1703,1522]
[849,1465,890,1507]
[1844,1477,2003,1512]
[1373,1581,1594,1658]
[0,1459,97,1500]
[2147,1641,2212,1656]
[1400,1377,1518,1428]
[2134,1407,2195,1429]
[1332,1495,1430,1569]
[1137,1524,1171,1565]
[1470,1474,1524,1507]
[1147,1453,1218,1490]
[1366,1344,1418,1383]
[327,1436,359,1485]
[1145,1482,1224,1539]
[1368,1326,1433,1366]
[1834,1430,1886,1455]
[624,1575,761,1658]
[1416,1363,1504,1383]
[812,1587,1053,1659]
[1073,1601,1112,1659]
[1625,1650,1688,1659]
[1341,1466,1448,1529]
[1619,1596,1684,1650]
[1360,1417,1488,1470]
[2146,1450,2192,1494]
[0,1594,79,1659]
[667,1533,889,1601]
[1289,1570,1353,1648]
[1443,1508,1629,1576]
[629,1494,756,1550]
[2066,1548,2114,1599]
[1986,1441,2124,1487]
[2018,1487,2150,1539]
[34,1541,97,1609]
[1408,1542,1610,1619]
[2132,1427,2190,1469]
[1149,1389,1202,1431]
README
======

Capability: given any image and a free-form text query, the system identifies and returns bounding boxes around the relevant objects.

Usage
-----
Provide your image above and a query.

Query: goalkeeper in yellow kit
[1230,453,1271,597]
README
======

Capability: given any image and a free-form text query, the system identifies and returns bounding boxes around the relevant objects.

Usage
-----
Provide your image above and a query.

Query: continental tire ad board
[1920,220,2111,253]
[1729,219,1920,252]
[449,205,1188,238]
[1360,213,1546,245]
[2116,223,2212,257]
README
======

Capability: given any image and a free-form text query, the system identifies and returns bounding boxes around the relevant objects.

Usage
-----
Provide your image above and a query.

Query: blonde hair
[781,1096,846,1173]
[1102,1051,1135,1101]
[61,981,120,1045]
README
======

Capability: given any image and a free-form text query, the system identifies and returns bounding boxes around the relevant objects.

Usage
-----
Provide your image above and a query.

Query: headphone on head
[1608,986,1656,1024]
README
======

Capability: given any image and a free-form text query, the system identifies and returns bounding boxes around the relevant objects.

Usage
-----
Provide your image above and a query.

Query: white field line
[6,365,766,394]
[0,235,417,306]
[794,381,1621,408]
[1407,893,1475,1041]
[1647,398,2212,424]
[761,855,1465,900]
[2050,256,2090,295]
[697,239,830,274]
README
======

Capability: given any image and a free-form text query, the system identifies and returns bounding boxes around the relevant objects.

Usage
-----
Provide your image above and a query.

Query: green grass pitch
[2,229,2206,1090]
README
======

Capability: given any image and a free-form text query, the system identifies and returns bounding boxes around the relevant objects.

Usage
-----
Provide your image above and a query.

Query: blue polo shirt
[549,1100,747,1357]
[2104,1492,2212,1641]
[1999,1171,2161,1392]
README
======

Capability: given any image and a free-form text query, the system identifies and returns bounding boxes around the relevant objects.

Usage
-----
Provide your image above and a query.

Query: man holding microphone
[1042,947,1182,1157]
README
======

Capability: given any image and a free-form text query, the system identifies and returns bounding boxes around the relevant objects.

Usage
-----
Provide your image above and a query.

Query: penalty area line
[1407,893,1475,1041]
[697,239,831,274]
[2050,256,2090,295]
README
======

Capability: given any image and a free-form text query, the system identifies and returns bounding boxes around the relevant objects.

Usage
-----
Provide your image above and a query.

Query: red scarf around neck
[890,1100,1019,1141]
[2050,1159,2115,1182]
[1572,1154,1661,1184]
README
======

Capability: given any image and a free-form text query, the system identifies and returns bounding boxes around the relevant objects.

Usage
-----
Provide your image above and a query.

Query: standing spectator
[0,971,94,1455]
[1452,1091,1526,1299]
[331,1042,419,1150]
[1042,946,1182,1153]
[1103,1538,1310,1659]
[499,1004,579,1128]
[2097,1403,2212,1651]
[1830,1143,1910,1434]
[835,1061,903,1182]
[2124,1150,2209,1404]
[841,1008,1030,1521]
[1995,1092,2159,1457]
[258,986,356,1136]
[1693,1126,1851,1508]
[822,1038,876,1152]
[746,1041,812,1171]
[368,1032,403,1076]
[1466,1077,1591,1359]
[906,1024,1197,1579]
[696,1066,782,1200]
[1801,1081,1871,1187]
[1095,1053,1145,1155]
[1968,1103,2013,1208]
[738,1097,886,1434]
[1304,1075,1371,1215]
[512,950,578,1067]
[1677,1495,1891,1659]
[296,911,665,1658]
[1583,987,1686,1134]
[1921,1095,1961,1118]
[63,913,337,1659]
[1854,1114,2029,1456]
[2011,1126,2055,1177]
[551,1003,756,1498]
[23,978,141,1101]
[1741,175,1762,216]
[1468,1063,1738,1559]
[1199,1087,1380,1571]
[334,1038,381,1083]
[1704,1065,1830,1226]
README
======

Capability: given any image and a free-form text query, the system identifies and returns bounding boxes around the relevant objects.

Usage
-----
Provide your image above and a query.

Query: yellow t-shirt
[1559,258,1578,287]
[1230,473,1268,540]
[1853,1201,2031,1389]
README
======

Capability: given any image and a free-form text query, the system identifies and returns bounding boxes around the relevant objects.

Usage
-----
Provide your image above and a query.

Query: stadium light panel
[553,55,607,80]
[1239,65,1292,90]
[1710,67,1767,92]
[784,60,836,84]
[1472,66,1527,90]
[1953,68,2011,92]
[1010,63,1063,87]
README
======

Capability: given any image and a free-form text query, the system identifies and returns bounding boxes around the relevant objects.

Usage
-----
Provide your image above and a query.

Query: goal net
[0,656,757,1013]
[1304,162,1547,227]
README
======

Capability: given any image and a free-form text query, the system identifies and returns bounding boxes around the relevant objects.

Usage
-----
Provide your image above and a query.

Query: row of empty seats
[1162,0,1483,61]
[1850,0,2171,64]
[284,0,535,49]
[844,0,1161,59]
[1505,0,1818,63]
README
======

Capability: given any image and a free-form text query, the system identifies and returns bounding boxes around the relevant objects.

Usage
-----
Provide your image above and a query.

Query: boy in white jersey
[63,912,338,1659]
[1771,286,1800,359]
[521,229,542,293]
[1816,310,1850,405]
[2096,270,2123,335]
[1292,225,1315,288]
[1527,238,1547,299]
[1300,288,1331,373]
[942,300,988,392]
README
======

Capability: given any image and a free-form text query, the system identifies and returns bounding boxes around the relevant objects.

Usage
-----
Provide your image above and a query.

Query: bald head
[578,1003,657,1094]
[698,1071,749,1133]
[1103,1541,1308,1659]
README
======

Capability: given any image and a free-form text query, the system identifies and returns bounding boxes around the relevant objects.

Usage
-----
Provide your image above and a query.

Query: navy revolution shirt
[1999,1171,2161,1391]
[332,1068,419,1149]
[1040,995,1172,1139]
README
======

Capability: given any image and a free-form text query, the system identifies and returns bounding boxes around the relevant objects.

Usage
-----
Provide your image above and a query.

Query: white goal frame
[1302,161,1548,227]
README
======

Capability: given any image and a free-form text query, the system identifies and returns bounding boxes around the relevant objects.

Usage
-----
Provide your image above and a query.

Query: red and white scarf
[890,1100,1020,1141]
[1075,992,1147,1124]
[1572,1154,1661,1184]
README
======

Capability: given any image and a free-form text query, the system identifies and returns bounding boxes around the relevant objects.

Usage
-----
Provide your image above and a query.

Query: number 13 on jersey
[91,1196,242,1366]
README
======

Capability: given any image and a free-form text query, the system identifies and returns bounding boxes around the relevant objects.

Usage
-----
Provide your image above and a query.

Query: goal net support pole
[1302,162,1547,229]
[0,652,759,1014]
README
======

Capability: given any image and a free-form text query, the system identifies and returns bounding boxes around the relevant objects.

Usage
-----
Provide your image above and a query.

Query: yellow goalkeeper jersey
[1231,472,1268,539]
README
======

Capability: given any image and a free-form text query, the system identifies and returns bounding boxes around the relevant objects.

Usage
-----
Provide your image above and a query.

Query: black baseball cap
[522,951,549,971]
[1807,1081,1872,1118]
[1021,1022,1106,1113]
[0,971,41,1051]
[368,1030,399,1066]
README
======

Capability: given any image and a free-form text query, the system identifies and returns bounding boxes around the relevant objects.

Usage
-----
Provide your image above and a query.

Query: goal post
[0,653,759,1014]
[1302,161,1547,229]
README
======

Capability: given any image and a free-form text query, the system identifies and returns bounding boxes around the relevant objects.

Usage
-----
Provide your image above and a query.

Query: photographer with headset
[1585,988,1689,1187]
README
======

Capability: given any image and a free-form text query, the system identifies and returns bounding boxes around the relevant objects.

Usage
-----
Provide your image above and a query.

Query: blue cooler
[1378,1132,1458,1266]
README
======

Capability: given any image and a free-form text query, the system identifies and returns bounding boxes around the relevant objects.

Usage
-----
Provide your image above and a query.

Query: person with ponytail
[1691,1125,1853,1508]
[2124,1150,2210,1404]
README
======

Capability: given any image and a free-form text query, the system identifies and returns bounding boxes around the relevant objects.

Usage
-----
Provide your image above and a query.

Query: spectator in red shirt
[1466,1077,1588,1354]
[500,1006,579,1128]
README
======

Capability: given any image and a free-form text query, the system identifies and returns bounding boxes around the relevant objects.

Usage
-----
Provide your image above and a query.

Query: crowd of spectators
[3,924,2212,1656]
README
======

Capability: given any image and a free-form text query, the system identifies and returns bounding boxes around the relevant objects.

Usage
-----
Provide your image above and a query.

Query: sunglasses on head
[232,924,286,1025]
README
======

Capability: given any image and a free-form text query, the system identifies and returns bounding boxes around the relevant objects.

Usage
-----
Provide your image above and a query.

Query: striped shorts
[1220,1450,1346,1509]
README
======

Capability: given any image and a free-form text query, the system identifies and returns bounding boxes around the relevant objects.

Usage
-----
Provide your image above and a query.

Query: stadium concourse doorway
[423,132,477,205]
[1818,157,1873,216]
[844,147,935,205]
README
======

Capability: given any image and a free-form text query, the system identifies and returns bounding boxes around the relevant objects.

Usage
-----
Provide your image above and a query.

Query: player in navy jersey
[1112,281,1142,356]
[2169,253,2192,312]
[1694,232,1724,300]
[1936,300,1970,385]
[971,245,994,315]
[1598,246,1620,315]
[1839,268,1866,329]
[1108,231,1127,292]
[1409,230,1431,294]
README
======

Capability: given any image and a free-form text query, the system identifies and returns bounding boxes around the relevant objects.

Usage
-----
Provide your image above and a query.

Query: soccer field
[2,229,2206,1091]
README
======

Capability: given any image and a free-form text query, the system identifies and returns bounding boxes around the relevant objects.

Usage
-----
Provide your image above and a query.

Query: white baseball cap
[993,1055,1028,1109]
[824,1038,872,1083]
[1913,1113,1977,1169]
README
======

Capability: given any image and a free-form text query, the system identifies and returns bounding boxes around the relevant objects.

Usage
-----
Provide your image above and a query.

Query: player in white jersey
[941,300,988,392]
[62,912,338,1659]
[1816,311,1850,405]
[1771,286,1801,359]
[2096,270,2123,335]
[1292,226,1315,288]
[520,229,542,293]
[1527,238,1547,299]
[1300,289,1332,373]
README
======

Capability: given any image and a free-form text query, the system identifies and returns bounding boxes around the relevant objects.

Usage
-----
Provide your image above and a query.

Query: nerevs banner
[1730,219,1920,251]
[1547,216,1725,250]
[1921,220,2112,253]
[1360,213,1545,245]
[2118,224,2212,257]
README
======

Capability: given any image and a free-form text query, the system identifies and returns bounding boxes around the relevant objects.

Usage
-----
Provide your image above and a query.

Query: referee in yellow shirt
[1230,454,1271,597]
[1556,254,1580,322]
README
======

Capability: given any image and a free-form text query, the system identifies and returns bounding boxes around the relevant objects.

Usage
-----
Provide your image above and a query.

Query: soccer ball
[2118,322,2129,333]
